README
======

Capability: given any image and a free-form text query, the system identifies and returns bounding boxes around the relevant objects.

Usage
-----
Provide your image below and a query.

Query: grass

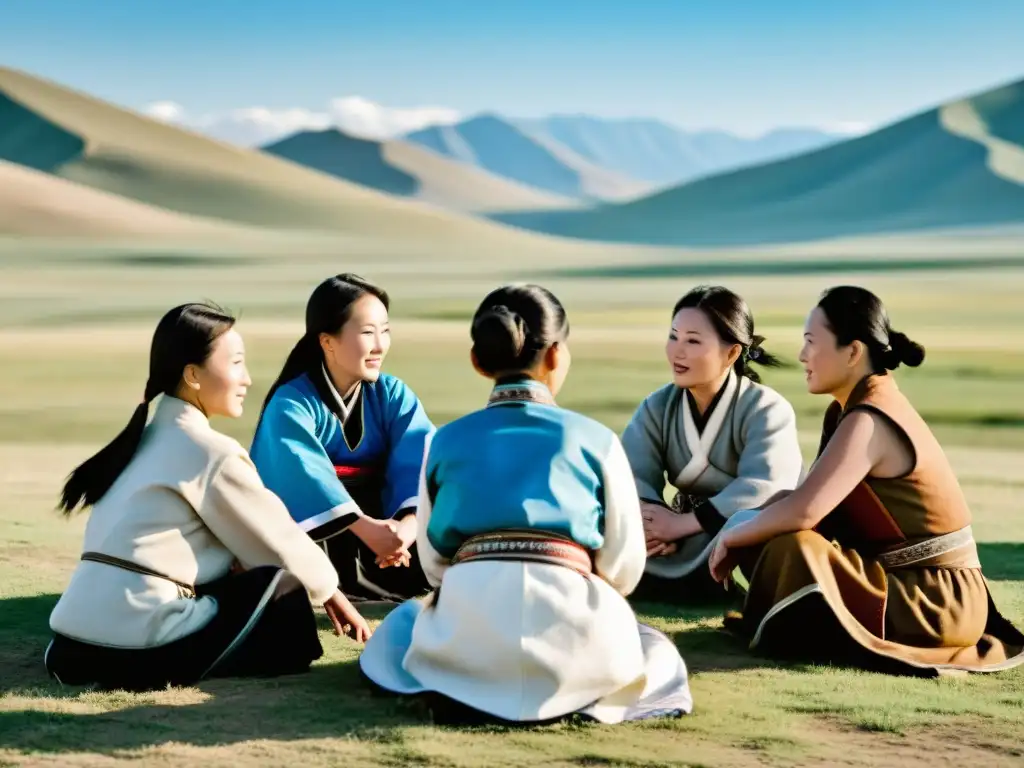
[0,237,1023,766]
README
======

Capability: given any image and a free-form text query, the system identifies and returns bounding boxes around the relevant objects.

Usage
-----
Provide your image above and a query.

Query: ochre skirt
[731,531,1024,675]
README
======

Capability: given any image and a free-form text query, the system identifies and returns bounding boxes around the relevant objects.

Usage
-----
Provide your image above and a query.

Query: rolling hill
[0,67,558,243]
[261,128,577,213]
[513,116,842,185]
[493,77,1024,247]
[404,115,650,201]
[0,159,254,238]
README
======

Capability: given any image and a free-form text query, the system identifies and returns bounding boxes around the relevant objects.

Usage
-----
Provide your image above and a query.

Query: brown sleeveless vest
[819,374,972,539]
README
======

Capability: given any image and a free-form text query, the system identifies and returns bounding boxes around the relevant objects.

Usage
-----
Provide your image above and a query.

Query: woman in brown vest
[708,286,1024,675]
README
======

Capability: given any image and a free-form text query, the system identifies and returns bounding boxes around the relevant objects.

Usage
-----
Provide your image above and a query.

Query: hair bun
[471,304,530,373]
[886,330,925,369]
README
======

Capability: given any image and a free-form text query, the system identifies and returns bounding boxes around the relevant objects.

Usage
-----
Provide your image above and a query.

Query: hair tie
[747,336,765,361]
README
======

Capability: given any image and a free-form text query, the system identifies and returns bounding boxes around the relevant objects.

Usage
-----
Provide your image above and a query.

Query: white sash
[674,371,737,488]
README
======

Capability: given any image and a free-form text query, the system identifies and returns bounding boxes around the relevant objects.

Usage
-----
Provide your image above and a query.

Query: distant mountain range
[264,114,843,205]
[1,64,1021,247]
[263,128,579,213]
[403,115,651,201]
[511,116,842,185]
[401,115,842,199]
[493,77,1024,246]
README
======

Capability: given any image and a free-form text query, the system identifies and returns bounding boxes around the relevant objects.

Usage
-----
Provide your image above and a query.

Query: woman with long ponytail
[46,302,371,692]
[250,274,435,601]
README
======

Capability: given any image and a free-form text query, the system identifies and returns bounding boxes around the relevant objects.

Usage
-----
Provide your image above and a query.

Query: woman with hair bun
[359,284,693,725]
[621,285,804,603]
[711,286,1024,675]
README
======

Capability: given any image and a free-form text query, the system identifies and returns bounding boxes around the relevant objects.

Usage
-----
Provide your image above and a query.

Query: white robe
[359,387,692,724]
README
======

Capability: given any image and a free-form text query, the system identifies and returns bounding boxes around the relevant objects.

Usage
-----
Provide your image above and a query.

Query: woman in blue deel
[250,274,434,601]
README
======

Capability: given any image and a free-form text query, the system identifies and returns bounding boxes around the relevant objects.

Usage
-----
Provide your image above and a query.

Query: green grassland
[1,235,1022,767]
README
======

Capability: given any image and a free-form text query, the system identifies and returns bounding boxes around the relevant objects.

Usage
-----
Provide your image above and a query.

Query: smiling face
[799,306,862,395]
[184,327,251,418]
[665,307,740,390]
[320,293,391,387]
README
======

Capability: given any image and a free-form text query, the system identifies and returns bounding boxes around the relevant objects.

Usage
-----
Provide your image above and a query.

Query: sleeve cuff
[393,505,417,521]
[391,497,418,519]
[639,496,669,507]
[305,503,362,541]
[691,496,727,536]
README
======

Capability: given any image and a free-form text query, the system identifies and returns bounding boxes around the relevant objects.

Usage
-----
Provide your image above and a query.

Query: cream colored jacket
[49,396,338,648]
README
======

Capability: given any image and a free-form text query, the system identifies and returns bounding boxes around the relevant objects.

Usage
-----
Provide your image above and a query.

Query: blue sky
[2,0,1022,141]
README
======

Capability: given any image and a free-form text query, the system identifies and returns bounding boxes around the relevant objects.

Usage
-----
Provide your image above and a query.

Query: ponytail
[58,302,236,516]
[735,334,784,384]
[259,333,321,419]
[59,380,160,516]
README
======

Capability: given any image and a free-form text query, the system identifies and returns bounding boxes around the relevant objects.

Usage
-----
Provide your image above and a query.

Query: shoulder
[372,373,421,403]
[553,406,620,457]
[262,375,322,420]
[432,404,616,454]
[175,418,249,469]
[632,382,681,420]
[734,378,796,422]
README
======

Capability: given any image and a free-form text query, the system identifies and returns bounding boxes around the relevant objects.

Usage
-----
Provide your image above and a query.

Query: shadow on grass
[2,550,1020,755]
[0,593,433,754]
[631,599,772,675]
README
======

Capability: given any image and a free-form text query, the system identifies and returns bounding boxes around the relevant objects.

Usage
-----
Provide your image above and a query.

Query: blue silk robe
[250,370,434,534]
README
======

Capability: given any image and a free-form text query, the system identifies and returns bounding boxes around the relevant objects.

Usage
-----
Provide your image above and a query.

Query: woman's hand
[708,535,737,584]
[375,513,417,568]
[324,590,373,642]
[642,502,703,557]
[647,540,678,558]
[641,502,679,541]
[350,516,404,560]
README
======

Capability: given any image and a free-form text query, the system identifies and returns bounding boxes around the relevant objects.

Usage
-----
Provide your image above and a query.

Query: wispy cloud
[143,98,461,146]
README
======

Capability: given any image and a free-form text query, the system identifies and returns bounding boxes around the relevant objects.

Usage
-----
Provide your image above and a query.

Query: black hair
[816,286,926,373]
[59,302,236,515]
[260,273,390,421]
[672,285,782,383]
[471,284,569,376]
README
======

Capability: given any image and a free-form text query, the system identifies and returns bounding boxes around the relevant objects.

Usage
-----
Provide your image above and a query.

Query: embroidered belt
[81,551,196,599]
[876,526,981,570]
[450,530,593,576]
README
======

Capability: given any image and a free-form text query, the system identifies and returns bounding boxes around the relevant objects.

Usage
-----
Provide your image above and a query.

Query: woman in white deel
[359,284,692,725]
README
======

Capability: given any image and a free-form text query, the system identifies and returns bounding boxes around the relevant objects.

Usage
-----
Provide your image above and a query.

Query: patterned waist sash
[81,551,196,599]
[876,526,980,570]
[451,530,593,576]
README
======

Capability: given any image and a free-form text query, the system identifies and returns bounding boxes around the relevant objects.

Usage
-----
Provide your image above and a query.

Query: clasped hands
[641,500,702,557]
[350,512,417,568]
